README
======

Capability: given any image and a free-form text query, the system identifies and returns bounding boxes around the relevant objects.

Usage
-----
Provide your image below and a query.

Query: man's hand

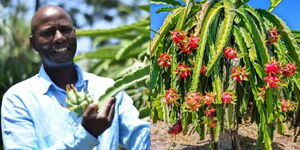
[81,97,115,137]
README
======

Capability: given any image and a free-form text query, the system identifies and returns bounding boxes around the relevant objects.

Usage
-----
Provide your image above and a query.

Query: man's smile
[53,47,68,52]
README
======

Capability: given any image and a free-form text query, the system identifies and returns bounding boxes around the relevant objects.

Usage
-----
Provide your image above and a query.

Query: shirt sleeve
[1,93,99,150]
[117,91,150,150]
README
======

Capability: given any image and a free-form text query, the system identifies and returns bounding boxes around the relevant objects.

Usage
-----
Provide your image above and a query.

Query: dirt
[151,121,300,150]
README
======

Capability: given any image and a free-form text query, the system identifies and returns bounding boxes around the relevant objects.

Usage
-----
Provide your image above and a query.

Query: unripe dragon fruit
[66,84,94,116]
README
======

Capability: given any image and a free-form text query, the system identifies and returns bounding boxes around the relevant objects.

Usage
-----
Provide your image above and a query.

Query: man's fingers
[99,97,115,117]
[83,103,98,117]
[107,103,115,122]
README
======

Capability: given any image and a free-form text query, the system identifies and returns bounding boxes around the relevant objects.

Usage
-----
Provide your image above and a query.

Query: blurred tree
[34,0,146,28]
[0,1,40,148]
[0,1,40,101]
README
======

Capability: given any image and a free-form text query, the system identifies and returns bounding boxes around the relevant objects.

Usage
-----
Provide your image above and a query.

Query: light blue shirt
[1,64,150,150]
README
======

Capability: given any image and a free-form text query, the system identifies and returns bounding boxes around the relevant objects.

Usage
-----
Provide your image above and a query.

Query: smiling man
[1,5,150,150]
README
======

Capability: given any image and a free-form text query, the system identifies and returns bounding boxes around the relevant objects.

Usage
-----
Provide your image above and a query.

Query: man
[1,5,150,150]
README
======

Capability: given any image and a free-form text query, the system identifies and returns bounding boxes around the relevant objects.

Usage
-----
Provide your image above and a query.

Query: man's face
[31,7,77,68]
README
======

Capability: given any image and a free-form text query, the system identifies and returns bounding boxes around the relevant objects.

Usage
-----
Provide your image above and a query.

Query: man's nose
[53,30,66,42]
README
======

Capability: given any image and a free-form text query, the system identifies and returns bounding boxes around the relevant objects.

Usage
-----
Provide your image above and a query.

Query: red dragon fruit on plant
[231,66,248,82]
[185,92,202,111]
[280,99,293,112]
[266,28,280,45]
[264,74,281,88]
[163,88,180,105]
[224,47,237,59]
[282,63,297,77]
[205,107,217,118]
[221,92,235,104]
[203,92,215,106]
[175,63,191,79]
[209,118,218,128]
[157,52,172,67]
[200,65,207,74]
[179,44,193,54]
[187,35,200,50]
[168,120,183,135]
[170,30,185,44]
[177,35,199,54]
[265,61,281,74]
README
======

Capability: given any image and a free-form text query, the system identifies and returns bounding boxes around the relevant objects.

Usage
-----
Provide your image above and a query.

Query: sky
[150,0,300,39]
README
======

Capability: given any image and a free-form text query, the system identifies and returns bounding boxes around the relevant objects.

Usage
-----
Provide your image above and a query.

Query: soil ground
[151,121,300,150]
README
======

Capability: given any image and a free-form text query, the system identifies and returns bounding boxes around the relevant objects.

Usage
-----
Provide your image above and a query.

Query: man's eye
[61,27,73,35]
[41,30,54,38]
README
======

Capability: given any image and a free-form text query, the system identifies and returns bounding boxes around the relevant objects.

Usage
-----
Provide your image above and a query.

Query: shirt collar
[37,63,88,94]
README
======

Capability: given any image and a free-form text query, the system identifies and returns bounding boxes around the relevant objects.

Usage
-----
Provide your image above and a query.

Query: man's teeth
[54,47,67,52]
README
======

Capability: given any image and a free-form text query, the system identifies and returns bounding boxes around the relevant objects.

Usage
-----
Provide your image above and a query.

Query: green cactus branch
[151,0,182,6]
[268,0,282,12]
[155,7,177,13]
[190,1,223,92]
[98,64,150,110]
[176,0,191,30]
[76,19,149,37]
[205,0,235,77]
[116,35,149,60]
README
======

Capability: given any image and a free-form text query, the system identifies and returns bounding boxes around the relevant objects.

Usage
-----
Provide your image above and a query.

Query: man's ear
[29,35,37,52]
